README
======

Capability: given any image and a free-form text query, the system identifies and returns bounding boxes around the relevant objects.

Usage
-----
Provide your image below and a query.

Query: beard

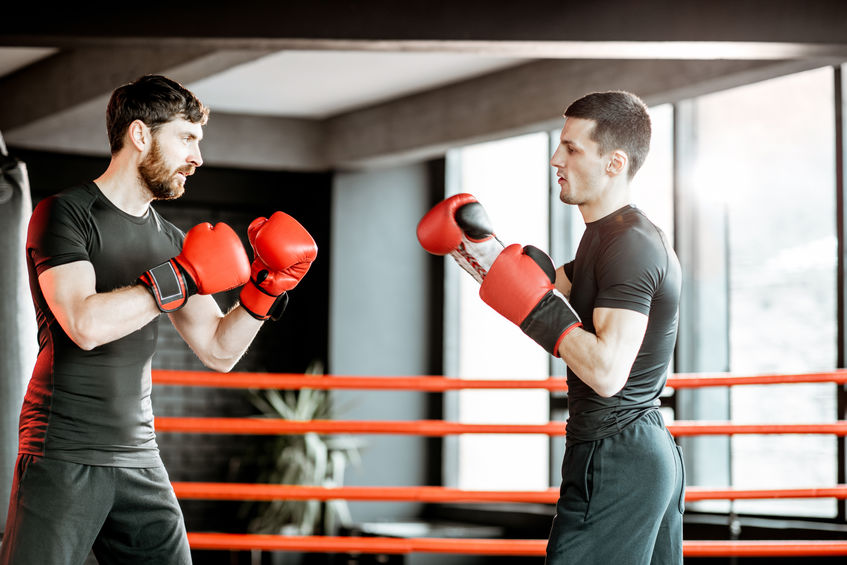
[138,139,192,201]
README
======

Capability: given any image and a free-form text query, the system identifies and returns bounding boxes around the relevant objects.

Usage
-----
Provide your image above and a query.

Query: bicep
[38,258,164,350]
[592,307,649,368]
[557,306,648,397]
[39,261,98,323]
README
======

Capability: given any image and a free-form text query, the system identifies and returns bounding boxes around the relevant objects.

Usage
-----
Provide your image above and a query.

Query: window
[446,105,675,491]
[446,132,551,490]
[687,67,837,517]
[631,104,675,243]
[443,73,841,519]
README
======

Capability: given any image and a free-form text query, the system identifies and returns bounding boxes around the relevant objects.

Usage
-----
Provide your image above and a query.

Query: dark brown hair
[106,75,209,154]
[564,91,651,180]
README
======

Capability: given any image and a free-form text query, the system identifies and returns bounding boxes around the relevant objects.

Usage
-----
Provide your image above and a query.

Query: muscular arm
[39,261,161,350]
[40,260,263,372]
[169,296,263,373]
[557,307,648,398]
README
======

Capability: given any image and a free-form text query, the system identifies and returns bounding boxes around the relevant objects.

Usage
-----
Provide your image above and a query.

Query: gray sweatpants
[546,410,685,565]
[0,454,191,565]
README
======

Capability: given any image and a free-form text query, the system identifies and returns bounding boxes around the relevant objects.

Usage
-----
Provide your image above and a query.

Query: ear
[127,119,151,152]
[605,150,628,178]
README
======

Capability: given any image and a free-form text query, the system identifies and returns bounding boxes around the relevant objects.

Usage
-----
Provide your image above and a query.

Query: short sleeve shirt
[563,205,681,445]
[20,182,184,466]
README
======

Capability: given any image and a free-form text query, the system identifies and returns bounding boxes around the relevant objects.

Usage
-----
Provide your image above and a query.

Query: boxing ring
[152,369,847,559]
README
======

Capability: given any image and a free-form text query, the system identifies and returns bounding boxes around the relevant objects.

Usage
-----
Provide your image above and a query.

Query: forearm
[75,286,161,349]
[204,304,264,371]
[76,286,162,349]
[554,264,573,298]
[171,297,263,372]
[558,327,632,398]
[40,262,162,350]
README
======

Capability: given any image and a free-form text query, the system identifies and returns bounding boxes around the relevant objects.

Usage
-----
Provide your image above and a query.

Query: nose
[550,144,565,169]
[189,145,203,168]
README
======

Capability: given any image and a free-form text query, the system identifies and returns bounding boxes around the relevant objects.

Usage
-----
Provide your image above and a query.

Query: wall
[329,161,441,525]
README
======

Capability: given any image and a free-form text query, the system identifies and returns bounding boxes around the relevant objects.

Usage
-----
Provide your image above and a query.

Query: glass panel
[693,67,837,517]
[632,103,675,244]
[451,132,551,490]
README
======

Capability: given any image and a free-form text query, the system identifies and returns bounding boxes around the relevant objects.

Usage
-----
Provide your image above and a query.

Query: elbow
[587,368,628,398]
[69,318,105,351]
[193,336,244,373]
[201,354,238,373]
[594,382,624,398]
[73,336,100,351]
[211,361,237,374]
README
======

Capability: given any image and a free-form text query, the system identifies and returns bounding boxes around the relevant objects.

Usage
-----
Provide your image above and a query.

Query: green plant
[238,361,364,536]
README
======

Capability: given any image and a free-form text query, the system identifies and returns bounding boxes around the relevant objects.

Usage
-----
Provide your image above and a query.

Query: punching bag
[0,132,36,533]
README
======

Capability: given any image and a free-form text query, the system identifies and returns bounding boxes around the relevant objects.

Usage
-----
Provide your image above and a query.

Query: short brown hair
[564,91,651,180]
[106,75,209,154]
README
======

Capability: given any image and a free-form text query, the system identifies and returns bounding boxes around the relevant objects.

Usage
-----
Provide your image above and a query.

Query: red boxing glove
[417,193,504,284]
[480,244,582,357]
[240,211,318,321]
[139,222,250,312]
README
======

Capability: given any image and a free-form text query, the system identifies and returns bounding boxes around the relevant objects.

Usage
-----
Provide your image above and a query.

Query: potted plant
[234,361,365,562]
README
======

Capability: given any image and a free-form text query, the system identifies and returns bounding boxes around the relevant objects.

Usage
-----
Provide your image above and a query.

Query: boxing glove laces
[417,193,504,284]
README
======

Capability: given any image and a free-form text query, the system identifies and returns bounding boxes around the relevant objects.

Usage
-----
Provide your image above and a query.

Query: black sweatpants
[546,410,685,565]
[0,454,191,565]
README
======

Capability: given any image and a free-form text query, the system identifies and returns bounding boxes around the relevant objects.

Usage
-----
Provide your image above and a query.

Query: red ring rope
[154,417,847,436]
[187,533,544,556]
[186,534,847,557]
[153,368,847,559]
[172,482,847,503]
[151,369,847,391]
[684,541,847,557]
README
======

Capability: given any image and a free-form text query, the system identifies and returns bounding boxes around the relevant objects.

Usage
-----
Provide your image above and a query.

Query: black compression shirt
[562,205,681,445]
[20,182,184,466]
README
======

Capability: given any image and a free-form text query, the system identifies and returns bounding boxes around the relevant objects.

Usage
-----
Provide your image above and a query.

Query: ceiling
[185,50,528,119]
[1,2,846,169]
[0,47,57,77]
[0,47,528,120]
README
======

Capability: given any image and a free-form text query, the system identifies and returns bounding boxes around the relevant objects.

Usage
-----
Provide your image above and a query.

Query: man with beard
[0,75,318,565]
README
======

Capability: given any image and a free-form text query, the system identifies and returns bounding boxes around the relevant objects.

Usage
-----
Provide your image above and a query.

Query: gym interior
[1,3,847,563]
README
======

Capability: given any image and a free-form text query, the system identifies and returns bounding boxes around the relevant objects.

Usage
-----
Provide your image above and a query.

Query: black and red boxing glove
[240,211,318,321]
[139,222,251,312]
[480,243,582,357]
[416,193,504,283]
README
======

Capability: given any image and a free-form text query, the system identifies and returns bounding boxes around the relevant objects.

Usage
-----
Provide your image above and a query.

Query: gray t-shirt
[20,182,183,466]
